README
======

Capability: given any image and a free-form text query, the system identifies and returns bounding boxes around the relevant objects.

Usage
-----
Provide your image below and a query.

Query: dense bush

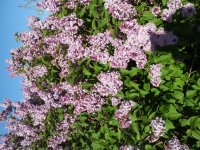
[1,0,200,149]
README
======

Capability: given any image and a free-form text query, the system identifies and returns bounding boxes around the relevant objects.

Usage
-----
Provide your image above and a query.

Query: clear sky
[0,0,47,135]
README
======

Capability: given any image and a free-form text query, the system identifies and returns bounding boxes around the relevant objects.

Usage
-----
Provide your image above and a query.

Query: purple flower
[111,97,121,106]
[114,100,135,128]
[27,16,40,27]
[17,30,42,45]
[166,137,189,150]
[167,0,182,11]
[65,0,91,9]
[93,71,123,96]
[30,65,48,79]
[149,64,162,87]
[48,133,66,149]
[161,9,174,22]
[182,3,196,17]
[104,0,137,20]
[147,117,165,143]
[119,145,140,150]
[0,99,13,122]
[151,6,161,17]
[37,0,62,14]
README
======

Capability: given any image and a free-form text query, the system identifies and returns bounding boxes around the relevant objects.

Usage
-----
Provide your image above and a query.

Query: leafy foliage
[1,0,200,149]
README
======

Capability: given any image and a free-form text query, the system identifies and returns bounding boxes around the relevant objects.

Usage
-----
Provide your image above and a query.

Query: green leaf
[92,133,99,139]
[124,78,139,90]
[172,90,184,100]
[139,89,149,97]
[94,64,103,73]
[160,85,169,91]
[132,122,141,141]
[79,116,87,122]
[162,0,168,6]
[129,67,140,77]
[192,130,200,140]
[91,142,104,149]
[81,122,89,127]
[150,18,162,26]
[197,141,200,148]
[120,69,129,75]
[197,78,200,86]
[83,68,92,76]
[79,6,86,17]
[151,88,160,96]
[143,83,150,91]
[148,112,156,120]
[162,68,171,76]
[187,129,193,137]
[141,11,154,21]
[157,54,174,64]
[109,118,119,126]
[166,105,182,120]
[192,85,200,91]
[82,82,94,89]
[145,144,155,150]
[189,116,199,127]
[136,3,147,13]
[126,92,139,99]
[186,90,197,99]
[180,119,189,127]
[116,91,125,98]
[92,19,97,30]
[184,99,195,107]
[165,119,175,131]
[117,127,121,140]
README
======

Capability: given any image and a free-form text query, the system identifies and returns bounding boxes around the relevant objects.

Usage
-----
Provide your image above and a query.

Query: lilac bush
[1,0,200,149]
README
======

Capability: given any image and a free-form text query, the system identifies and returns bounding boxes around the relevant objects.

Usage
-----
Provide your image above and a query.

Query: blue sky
[0,0,47,135]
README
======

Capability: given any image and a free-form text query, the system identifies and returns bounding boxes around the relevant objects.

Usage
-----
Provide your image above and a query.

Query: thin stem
[186,46,197,83]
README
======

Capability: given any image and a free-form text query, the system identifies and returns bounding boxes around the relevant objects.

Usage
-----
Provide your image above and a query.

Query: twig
[186,46,197,83]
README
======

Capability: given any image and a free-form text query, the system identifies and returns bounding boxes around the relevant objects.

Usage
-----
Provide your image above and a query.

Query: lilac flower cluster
[0,134,14,149]
[161,0,196,22]
[48,133,66,149]
[147,117,165,143]
[73,92,104,115]
[5,119,39,147]
[109,20,177,69]
[86,19,177,70]
[93,71,123,96]
[161,0,182,22]
[149,64,162,87]
[182,3,196,17]
[65,0,91,9]
[45,82,105,115]
[28,14,83,35]
[165,137,189,150]
[0,99,13,122]
[53,53,70,78]
[48,114,76,149]
[151,6,161,17]
[86,30,123,65]
[17,30,42,46]
[12,97,49,129]
[37,0,91,13]
[56,114,76,134]
[0,77,105,147]
[111,97,121,106]
[119,145,140,150]
[114,100,135,128]
[104,0,137,20]
[30,65,48,79]
[37,0,63,13]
